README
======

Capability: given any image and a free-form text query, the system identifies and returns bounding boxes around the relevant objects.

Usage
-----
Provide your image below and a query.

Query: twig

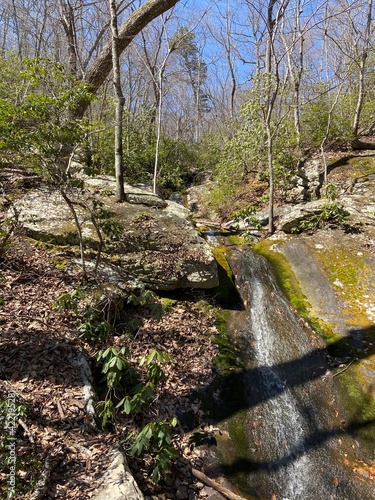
[57,400,66,419]
[332,360,355,377]
[18,418,35,444]
[192,468,246,500]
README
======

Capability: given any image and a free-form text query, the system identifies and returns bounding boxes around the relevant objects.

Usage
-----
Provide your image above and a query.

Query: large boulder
[277,200,329,233]
[287,158,325,202]
[80,175,168,208]
[15,179,219,290]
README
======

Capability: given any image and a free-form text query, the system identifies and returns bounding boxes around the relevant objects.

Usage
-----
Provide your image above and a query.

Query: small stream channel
[215,247,375,500]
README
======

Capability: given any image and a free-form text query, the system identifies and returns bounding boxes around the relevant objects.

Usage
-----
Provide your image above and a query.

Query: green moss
[132,211,155,223]
[253,239,341,343]
[337,365,375,454]
[195,224,209,233]
[228,234,248,245]
[160,297,178,313]
[213,309,242,376]
[309,243,374,329]
[254,240,309,315]
[211,245,240,307]
[346,156,375,175]
[327,155,375,177]
[309,316,341,345]
[213,245,233,279]
[214,409,251,491]
[51,257,70,270]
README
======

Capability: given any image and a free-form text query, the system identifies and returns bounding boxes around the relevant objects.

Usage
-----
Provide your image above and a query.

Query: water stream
[224,248,375,500]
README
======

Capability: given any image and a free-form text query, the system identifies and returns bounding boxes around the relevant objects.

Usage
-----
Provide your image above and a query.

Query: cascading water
[226,248,375,500]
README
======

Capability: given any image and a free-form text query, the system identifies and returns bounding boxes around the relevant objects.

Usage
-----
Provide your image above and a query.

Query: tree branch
[76,0,180,117]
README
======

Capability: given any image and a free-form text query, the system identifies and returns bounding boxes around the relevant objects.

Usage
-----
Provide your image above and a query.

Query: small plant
[139,349,171,385]
[77,307,112,341]
[95,346,170,425]
[96,346,136,390]
[127,290,163,321]
[53,288,83,315]
[325,183,339,200]
[96,399,115,428]
[0,203,21,258]
[90,199,123,241]
[115,349,171,415]
[54,288,112,341]
[232,206,261,231]
[117,381,156,415]
[126,417,178,483]
[292,201,350,234]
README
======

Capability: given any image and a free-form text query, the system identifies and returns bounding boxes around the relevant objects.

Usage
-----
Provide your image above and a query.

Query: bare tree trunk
[281,0,304,143]
[11,0,22,60]
[225,0,236,119]
[109,0,126,202]
[153,65,163,194]
[60,189,88,282]
[75,0,180,118]
[321,84,342,188]
[59,0,79,76]
[265,1,286,234]
[352,0,373,137]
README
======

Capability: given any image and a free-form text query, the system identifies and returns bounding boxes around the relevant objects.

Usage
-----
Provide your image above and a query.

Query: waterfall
[226,248,375,500]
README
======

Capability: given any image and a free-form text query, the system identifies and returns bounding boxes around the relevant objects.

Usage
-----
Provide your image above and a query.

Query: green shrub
[126,417,178,483]
[291,201,350,233]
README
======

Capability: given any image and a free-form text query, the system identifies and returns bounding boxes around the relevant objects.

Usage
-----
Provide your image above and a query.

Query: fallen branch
[18,418,35,444]
[332,360,355,377]
[192,468,246,500]
[351,138,375,150]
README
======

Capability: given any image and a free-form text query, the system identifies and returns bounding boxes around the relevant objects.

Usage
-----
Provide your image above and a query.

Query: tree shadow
[187,324,375,423]
[182,323,375,497]
[0,328,87,389]
[218,417,375,477]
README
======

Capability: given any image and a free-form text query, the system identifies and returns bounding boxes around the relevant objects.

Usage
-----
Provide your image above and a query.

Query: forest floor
[0,235,229,499]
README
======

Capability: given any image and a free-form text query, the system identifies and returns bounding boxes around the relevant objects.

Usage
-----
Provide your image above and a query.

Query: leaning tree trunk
[74,0,180,118]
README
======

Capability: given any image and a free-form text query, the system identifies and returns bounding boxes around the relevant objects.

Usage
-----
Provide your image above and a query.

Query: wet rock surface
[265,154,375,455]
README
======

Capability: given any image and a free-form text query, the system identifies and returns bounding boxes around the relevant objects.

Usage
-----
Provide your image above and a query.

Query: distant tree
[172,26,210,142]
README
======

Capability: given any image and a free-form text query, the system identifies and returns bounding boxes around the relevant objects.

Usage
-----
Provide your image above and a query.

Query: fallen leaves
[0,237,220,498]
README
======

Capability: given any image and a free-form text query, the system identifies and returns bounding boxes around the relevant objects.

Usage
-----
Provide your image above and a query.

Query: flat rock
[277,199,328,233]
[15,178,219,290]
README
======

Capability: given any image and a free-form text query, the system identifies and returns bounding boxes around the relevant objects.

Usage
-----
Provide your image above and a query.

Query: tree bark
[59,0,79,76]
[352,0,373,137]
[75,0,180,118]
[109,0,126,202]
[351,137,375,150]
